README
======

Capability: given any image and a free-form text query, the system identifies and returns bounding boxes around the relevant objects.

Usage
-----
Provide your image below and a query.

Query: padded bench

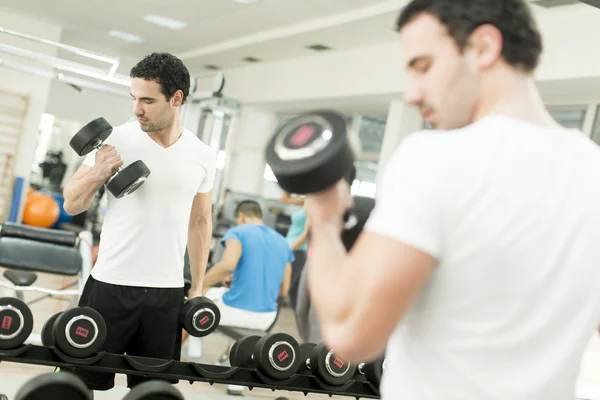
[0,222,92,305]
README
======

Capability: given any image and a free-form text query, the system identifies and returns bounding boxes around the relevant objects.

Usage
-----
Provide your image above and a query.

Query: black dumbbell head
[180,297,221,338]
[265,110,360,195]
[0,297,34,350]
[69,117,113,157]
[107,160,151,198]
[41,311,63,347]
[253,332,302,380]
[14,372,91,400]
[122,380,184,400]
[309,342,356,386]
[230,335,261,368]
[52,306,107,358]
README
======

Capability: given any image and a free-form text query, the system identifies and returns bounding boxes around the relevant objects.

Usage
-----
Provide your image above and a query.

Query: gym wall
[4,3,600,216]
[0,9,62,220]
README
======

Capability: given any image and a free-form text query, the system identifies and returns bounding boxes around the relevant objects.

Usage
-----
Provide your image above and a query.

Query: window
[547,105,587,130]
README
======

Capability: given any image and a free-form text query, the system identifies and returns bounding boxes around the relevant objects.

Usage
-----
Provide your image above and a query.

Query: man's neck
[244,218,264,225]
[473,69,562,129]
[147,118,183,148]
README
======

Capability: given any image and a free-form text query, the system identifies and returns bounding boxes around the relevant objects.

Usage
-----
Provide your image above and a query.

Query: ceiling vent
[203,64,220,71]
[306,44,332,52]
[531,0,579,7]
[242,57,261,63]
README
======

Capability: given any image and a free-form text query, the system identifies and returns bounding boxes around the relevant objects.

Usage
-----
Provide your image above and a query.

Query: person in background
[279,191,310,309]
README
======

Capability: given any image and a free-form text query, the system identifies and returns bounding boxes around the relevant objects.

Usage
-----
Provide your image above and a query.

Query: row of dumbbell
[229,333,386,388]
[11,372,184,400]
[0,296,221,358]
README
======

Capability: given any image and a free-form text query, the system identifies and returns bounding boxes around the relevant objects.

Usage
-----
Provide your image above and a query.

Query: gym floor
[0,268,599,400]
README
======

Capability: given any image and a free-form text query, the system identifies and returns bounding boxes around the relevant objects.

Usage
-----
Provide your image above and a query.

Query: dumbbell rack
[0,344,381,399]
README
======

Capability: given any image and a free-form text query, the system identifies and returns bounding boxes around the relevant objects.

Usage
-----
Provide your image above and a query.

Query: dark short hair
[396,0,542,73]
[130,52,191,104]
[235,200,262,219]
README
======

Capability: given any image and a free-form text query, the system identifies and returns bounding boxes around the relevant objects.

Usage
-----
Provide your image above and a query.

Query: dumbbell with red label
[264,110,360,195]
[229,333,302,380]
[43,306,107,358]
[69,117,151,198]
[0,297,34,350]
[304,342,356,386]
[180,296,221,337]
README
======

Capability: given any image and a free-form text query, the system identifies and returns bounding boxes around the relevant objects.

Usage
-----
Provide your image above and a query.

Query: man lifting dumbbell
[265,1,600,399]
[62,52,217,393]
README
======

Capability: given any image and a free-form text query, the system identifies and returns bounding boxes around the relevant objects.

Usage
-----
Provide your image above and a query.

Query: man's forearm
[308,222,353,326]
[63,174,105,216]
[188,217,212,290]
[202,262,232,289]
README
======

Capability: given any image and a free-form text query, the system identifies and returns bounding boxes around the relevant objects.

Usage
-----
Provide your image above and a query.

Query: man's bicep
[190,191,213,220]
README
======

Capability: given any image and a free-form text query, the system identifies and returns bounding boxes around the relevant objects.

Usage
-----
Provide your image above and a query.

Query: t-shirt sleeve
[364,133,448,259]
[287,245,295,264]
[198,148,218,193]
[221,227,243,247]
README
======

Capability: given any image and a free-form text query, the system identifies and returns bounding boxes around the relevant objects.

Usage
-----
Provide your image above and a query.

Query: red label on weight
[289,125,315,147]
[199,315,210,326]
[333,357,345,369]
[1,315,12,330]
[75,326,89,338]
[277,350,289,363]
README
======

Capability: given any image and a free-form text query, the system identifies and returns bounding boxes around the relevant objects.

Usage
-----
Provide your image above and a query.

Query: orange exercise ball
[22,192,60,228]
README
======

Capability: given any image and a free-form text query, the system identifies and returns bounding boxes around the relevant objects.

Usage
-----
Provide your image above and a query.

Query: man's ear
[172,90,184,107]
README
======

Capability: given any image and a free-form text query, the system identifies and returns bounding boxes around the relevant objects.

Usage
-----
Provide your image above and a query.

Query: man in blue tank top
[201,199,294,330]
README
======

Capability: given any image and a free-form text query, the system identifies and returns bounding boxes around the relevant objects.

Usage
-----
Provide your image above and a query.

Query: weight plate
[0,297,34,350]
[122,380,184,400]
[298,342,316,373]
[363,356,385,388]
[52,307,106,358]
[265,110,360,195]
[309,342,356,386]
[254,332,301,380]
[41,311,63,347]
[69,117,113,157]
[180,297,221,338]
[14,372,91,400]
[231,335,261,368]
[107,160,151,198]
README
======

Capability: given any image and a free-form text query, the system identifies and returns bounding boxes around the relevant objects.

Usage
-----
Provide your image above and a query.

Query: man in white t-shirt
[303,1,600,399]
[62,52,216,392]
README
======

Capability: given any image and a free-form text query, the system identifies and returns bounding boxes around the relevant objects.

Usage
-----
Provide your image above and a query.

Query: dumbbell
[356,356,386,388]
[299,342,356,386]
[14,372,91,400]
[69,117,151,198]
[180,296,221,337]
[230,333,302,380]
[122,380,184,400]
[264,110,361,195]
[0,296,34,350]
[42,306,107,358]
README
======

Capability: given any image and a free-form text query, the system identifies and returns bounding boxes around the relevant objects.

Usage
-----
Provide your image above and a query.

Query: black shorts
[65,275,184,391]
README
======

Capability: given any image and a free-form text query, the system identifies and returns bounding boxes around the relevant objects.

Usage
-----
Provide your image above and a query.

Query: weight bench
[0,222,93,309]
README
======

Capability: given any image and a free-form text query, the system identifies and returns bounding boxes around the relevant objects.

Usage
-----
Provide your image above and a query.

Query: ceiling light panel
[143,15,187,30]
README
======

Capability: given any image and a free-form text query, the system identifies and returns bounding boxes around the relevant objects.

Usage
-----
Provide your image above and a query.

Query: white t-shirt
[365,115,600,400]
[83,121,217,288]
